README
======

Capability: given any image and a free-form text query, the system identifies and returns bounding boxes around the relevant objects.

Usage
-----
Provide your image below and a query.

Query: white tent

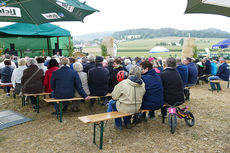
[149,47,169,53]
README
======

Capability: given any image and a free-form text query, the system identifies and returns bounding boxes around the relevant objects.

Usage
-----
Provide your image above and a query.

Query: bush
[100,44,107,57]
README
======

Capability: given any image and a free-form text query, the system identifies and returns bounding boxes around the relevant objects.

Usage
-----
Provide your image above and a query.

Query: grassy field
[83,37,227,58]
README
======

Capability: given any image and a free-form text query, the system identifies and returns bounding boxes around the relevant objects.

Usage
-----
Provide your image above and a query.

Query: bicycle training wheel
[184,111,195,127]
[168,114,177,134]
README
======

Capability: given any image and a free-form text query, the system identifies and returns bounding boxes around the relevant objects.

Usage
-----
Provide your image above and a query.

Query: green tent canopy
[0,23,71,57]
[0,23,70,37]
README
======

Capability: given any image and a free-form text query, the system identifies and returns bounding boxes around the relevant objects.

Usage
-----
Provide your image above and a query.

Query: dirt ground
[0,82,230,153]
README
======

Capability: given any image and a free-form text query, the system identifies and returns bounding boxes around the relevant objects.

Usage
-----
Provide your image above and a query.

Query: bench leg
[59,102,63,123]
[99,121,104,150]
[36,96,40,113]
[93,121,104,150]
[228,80,229,88]
[22,96,25,106]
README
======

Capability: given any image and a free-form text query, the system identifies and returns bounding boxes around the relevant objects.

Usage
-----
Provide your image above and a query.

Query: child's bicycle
[162,102,195,134]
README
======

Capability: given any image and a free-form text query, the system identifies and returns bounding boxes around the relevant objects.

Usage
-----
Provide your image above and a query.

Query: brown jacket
[21,65,44,94]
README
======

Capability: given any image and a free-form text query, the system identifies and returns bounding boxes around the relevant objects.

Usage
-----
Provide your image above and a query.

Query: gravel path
[0,83,230,153]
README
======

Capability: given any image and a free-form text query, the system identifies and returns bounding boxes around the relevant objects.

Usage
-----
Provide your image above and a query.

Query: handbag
[14,83,22,95]
[132,86,142,125]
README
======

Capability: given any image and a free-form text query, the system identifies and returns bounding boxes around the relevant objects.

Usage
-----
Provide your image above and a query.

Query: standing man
[51,57,89,114]
[209,57,230,91]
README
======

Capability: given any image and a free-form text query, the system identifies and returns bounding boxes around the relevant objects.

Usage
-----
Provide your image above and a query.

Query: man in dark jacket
[209,57,230,90]
[140,61,164,119]
[204,58,211,75]
[176,57,188,87]
[83,55,96,73]
[51,57,89,114]
[184,57,198,87]
[160,57,184,106]
[88,56,110,96]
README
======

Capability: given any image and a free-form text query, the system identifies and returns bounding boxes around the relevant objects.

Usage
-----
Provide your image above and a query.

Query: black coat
[108,66,124,93]
[83,62,96,74]
[88,64,110,96]
[205,60,211,75]
[159,68,184,106]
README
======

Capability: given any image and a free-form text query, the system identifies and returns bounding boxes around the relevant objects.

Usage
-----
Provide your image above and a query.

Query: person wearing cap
[88,56,110,97]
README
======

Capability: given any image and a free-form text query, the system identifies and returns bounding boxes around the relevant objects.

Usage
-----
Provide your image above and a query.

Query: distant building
[126,35,141,40]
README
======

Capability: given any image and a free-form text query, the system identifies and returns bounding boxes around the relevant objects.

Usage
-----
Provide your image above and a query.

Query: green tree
[65,40,74,57]
[193,46,198,58]
[100,44,107,57]
[179,38,184,45]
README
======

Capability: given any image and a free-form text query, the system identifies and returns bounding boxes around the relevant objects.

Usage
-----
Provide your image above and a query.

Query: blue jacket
[1,66,13,83]
[216,62,230,81]
[88,64,110,96]
[141,69,164,110]
[211,62,217,75]
[176,64,188,87]
[187,63,198,85]
[51,65,87,99]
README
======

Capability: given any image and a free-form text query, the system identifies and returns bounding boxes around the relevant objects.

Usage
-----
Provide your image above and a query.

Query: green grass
[118,52,181,58]
[84,37,229,58]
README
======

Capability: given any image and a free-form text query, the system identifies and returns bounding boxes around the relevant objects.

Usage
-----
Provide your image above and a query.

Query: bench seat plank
[44,93,112,103]
[78,112,132,123]
[210,80,226,83]
[44,97,84,102]
[24,93,51,96]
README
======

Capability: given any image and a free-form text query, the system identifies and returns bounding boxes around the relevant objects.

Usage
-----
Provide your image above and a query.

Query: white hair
[46,56,51,61]
[129,65,141,78]
[27,58,37,66]
[124,59,131,65]
[73,62,83,72]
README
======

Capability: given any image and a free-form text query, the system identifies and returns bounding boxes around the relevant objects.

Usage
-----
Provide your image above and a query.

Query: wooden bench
[78,109,150,150]
[43,93,112,122]
[209,80,229,92]
[23,93,51,113]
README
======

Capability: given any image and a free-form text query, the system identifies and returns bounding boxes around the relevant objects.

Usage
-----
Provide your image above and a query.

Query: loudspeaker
[55,43,59,50]
[9,50,18,56]
[10,43,15,51]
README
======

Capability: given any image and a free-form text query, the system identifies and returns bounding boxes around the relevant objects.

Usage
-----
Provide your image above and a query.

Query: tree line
[112,28,230,40]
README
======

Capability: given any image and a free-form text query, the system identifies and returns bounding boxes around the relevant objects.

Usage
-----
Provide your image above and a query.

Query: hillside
[112,28,230,40]
[74,28,230,41]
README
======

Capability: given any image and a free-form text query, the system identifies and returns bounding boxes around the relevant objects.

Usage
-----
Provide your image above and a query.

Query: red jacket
[43,66,59,93]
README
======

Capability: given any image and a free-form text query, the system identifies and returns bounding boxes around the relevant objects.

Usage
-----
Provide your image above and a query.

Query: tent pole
[47,37,50,56]
[57,36,59,46]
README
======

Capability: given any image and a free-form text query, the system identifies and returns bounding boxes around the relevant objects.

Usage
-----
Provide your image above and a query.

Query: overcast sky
[1,0,230,36]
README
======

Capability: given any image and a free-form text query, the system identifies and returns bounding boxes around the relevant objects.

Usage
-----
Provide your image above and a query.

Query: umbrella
[185,0,230,17]
[149,47,169,53]
[0,0,98,24]
[212,39,230,49]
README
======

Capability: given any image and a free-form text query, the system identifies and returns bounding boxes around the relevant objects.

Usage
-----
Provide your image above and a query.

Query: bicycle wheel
[168,114,177,134]
[184,111,195,127]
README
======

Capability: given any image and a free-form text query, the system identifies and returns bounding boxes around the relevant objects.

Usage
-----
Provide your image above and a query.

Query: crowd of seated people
[0,53,229,129]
